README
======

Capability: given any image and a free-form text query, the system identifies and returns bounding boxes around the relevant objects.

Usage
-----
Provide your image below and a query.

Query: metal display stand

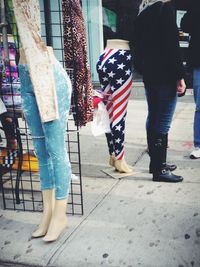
[0,0,83,215]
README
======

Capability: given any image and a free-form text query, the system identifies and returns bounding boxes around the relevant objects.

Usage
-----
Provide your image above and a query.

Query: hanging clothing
[18,58,72,199]
[12,0,59,122]
[62,0,93,127]
[0,40,21,108]
[96,49,133,160]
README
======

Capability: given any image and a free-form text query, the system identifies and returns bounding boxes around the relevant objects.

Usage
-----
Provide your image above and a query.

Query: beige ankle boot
[114,158,132,173]
[109,154,116,167]
[32,189,55,238]
[43,199,68,242]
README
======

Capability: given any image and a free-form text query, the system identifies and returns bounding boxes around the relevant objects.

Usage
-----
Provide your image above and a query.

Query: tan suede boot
[43,199,68,242]
[114,158,133,173]
[32,189,55,238]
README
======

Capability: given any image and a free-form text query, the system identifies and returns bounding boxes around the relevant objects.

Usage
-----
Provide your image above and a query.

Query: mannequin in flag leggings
[96,39,133,173]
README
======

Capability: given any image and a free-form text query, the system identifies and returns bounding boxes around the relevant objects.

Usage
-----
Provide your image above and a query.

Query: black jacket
[103,0,139,47]
[133,1,184,86]
[180,0,200,69]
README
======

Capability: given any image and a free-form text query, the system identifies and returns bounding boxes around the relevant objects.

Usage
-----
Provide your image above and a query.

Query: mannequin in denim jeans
[13,0,72,242]
[19,47,72,242]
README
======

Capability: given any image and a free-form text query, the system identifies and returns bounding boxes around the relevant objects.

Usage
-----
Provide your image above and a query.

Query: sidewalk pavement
[0,93,200,267]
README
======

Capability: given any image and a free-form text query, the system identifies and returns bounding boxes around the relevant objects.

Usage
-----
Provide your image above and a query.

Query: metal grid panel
[0,0,83,215]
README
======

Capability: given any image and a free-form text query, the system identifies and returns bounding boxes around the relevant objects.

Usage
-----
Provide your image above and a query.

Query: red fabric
[93,96,102,109]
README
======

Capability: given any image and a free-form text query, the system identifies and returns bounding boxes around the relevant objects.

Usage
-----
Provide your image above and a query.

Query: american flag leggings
[96,48,133,160]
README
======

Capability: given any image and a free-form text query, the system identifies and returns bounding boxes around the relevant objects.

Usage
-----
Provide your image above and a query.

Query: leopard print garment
[62,0,93,127]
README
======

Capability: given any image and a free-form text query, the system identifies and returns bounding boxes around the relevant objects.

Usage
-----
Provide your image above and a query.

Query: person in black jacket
[133,0,186,183]
[181,0,200,159]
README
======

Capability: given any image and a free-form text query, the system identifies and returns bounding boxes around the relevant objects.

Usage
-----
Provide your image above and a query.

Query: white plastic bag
[91,102,111,136]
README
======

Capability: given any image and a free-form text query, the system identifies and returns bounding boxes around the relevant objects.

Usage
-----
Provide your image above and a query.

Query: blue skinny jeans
[145,84,177,135]
[193,68,200,148]
[18,60,72,199]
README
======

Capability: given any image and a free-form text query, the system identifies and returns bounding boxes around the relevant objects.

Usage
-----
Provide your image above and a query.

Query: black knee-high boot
[150,134,183,183]
[147,132,177,173]
[147,131,155,172]
[162,133,177,171]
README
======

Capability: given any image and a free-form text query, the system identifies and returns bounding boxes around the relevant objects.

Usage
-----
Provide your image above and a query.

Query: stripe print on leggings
[96,49,133,160]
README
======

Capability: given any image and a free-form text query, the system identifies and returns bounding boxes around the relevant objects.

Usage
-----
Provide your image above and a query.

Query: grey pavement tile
[50,178,200,267]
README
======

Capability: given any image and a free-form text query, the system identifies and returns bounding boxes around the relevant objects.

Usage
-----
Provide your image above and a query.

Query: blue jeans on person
[193,68,200,148]
[145,84,177,135]
[18,61,72,200]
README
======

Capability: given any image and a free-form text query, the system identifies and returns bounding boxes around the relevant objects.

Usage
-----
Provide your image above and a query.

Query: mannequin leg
[18,64,56,238]
[96,51,115,165]
[19,59,72,241]
[41,61,72,242]
[114,158,132,173]
[109,153,116,167]
[108,54,132,173]
[24,90,70,241]
[105,133,116,166]
[97,48,132,172]
[32,189,55,237]
[105,101,115,166]
[43,199,68,242]
[22,106,55,238]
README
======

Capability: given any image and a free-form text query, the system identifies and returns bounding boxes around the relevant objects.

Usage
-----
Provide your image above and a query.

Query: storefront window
[102,5,117,47]
[82,0,104,83]
[103,7,117,32]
